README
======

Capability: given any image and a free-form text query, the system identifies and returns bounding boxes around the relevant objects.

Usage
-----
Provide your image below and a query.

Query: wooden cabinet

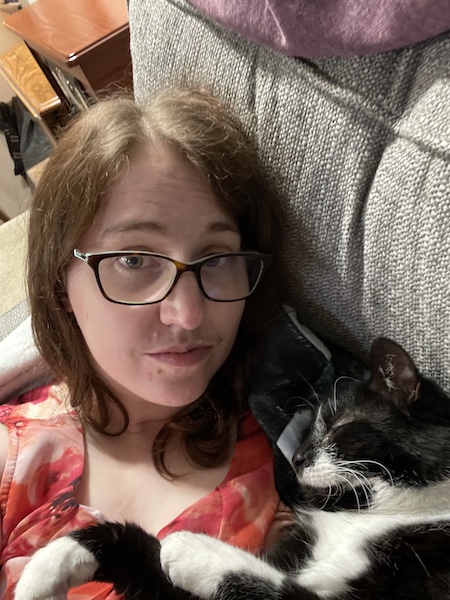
[3,0,132,109]
[0,41,61,141]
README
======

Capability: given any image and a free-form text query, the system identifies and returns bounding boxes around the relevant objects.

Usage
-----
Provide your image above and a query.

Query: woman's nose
[159,272,205,330]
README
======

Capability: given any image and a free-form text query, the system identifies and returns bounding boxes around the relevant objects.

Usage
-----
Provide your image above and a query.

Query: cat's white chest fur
[297,505,450,596]
[296,511,380,595]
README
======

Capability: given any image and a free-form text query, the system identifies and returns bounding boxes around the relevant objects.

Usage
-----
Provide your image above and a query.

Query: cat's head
[291,337,450,511]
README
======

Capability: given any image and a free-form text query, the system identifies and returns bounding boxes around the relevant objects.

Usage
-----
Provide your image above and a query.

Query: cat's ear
[367,337,420,412]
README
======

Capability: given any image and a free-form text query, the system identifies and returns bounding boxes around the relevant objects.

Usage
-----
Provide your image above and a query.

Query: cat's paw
[160,531,256,599]
[14,536,99,600]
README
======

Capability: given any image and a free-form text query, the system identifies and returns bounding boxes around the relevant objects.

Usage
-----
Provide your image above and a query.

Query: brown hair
[27,87,284,476]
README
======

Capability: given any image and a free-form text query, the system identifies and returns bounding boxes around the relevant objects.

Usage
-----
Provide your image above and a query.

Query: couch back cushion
[131,0,450,391]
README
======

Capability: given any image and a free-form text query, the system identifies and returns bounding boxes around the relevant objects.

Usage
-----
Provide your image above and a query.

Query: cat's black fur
[69,522,192,600]
[15,338,450,599]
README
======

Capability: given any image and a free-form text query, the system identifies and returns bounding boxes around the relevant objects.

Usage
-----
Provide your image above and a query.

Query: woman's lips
[147,346,211,367]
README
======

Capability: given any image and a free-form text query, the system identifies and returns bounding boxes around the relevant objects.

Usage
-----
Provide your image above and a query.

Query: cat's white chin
[298,448,340,488]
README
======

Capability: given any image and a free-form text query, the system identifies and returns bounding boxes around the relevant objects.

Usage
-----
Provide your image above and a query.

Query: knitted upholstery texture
[129,0,450,390]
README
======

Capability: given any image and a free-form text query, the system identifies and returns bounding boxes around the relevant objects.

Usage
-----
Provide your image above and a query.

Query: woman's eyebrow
[101,220,168,238]
[100,219,239,239]
[207,220,240,234]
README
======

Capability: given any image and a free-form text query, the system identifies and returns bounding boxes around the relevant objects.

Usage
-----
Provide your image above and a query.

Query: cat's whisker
[286,395,317,412]
[327,397,337,416]
[338,481,348,504]
[325,482,342,507]
[332,375,360,413]
[353,460,394,486]
[334,472,363,512]
[334,466,373,511]
[319,484,334,510]
[351,474,373,510]
[337,463,373,491]
[339,458,395,487]
[290,366,321,406]
[406,544,431,578]
[338,458,369,471]
[335,473,360,509]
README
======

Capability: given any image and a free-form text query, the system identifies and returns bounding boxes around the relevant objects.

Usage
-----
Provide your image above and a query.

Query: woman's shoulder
[0,384,98,597]
[0,381,76,424]
[0,382,82,483]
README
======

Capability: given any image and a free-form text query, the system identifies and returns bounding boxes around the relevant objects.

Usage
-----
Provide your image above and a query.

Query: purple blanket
[188,0,450,57]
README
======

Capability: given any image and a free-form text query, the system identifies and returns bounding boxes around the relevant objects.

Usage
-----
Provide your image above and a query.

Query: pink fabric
[188,0,450,57]
[0,384,278,599]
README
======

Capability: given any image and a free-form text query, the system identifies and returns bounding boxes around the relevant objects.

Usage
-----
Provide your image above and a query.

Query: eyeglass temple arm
[73,249,89,262]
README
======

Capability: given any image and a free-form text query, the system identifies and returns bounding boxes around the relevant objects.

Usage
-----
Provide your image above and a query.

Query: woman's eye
[204,255,231,268]
[204,256,220,267]
[119,255,144,269]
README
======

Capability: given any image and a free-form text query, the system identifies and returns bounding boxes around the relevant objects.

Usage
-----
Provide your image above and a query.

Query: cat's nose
[292,449,307,471]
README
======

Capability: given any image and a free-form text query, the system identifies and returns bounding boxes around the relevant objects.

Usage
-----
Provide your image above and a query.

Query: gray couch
[129,0,450,392]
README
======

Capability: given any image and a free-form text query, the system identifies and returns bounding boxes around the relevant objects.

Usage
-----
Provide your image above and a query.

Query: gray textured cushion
[0,211,29,342]
[0,301,30,342]
[134,0,450,391]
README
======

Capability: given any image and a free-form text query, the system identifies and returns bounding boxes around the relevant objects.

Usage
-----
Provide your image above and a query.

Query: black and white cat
[15,338,450,600]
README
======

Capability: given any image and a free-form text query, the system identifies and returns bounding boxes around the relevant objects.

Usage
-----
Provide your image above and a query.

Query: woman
[0,87,288,598]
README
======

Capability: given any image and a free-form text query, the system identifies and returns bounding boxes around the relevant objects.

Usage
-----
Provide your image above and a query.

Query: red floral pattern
[0,384,278,599]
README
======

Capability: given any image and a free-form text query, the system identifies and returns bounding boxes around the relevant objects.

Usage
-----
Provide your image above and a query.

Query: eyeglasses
[73,249,271,305]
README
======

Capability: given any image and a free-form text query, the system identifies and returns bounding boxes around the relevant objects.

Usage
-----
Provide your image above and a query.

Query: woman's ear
[57,275,73,312]
[61,295,73,312]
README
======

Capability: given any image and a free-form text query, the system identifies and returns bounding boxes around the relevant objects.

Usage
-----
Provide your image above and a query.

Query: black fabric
[0,99,24,176]
[248,311,333,506]
[0,97,52,177]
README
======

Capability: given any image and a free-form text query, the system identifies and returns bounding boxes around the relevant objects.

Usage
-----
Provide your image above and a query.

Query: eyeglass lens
[97,254,263,303]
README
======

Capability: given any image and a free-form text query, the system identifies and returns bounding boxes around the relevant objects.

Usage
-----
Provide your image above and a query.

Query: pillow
[187,0,450,57]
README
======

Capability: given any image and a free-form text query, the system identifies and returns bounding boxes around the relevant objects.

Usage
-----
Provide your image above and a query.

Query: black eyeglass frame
[73,248,272,305]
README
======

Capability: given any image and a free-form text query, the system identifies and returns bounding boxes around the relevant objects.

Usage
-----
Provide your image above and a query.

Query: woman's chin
[117,380,209,414]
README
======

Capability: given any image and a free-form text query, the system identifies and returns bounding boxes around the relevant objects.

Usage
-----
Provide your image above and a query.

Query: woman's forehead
[78,145,240,250]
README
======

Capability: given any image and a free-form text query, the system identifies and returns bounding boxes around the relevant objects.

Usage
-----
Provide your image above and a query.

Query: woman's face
[64,145,245,420]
